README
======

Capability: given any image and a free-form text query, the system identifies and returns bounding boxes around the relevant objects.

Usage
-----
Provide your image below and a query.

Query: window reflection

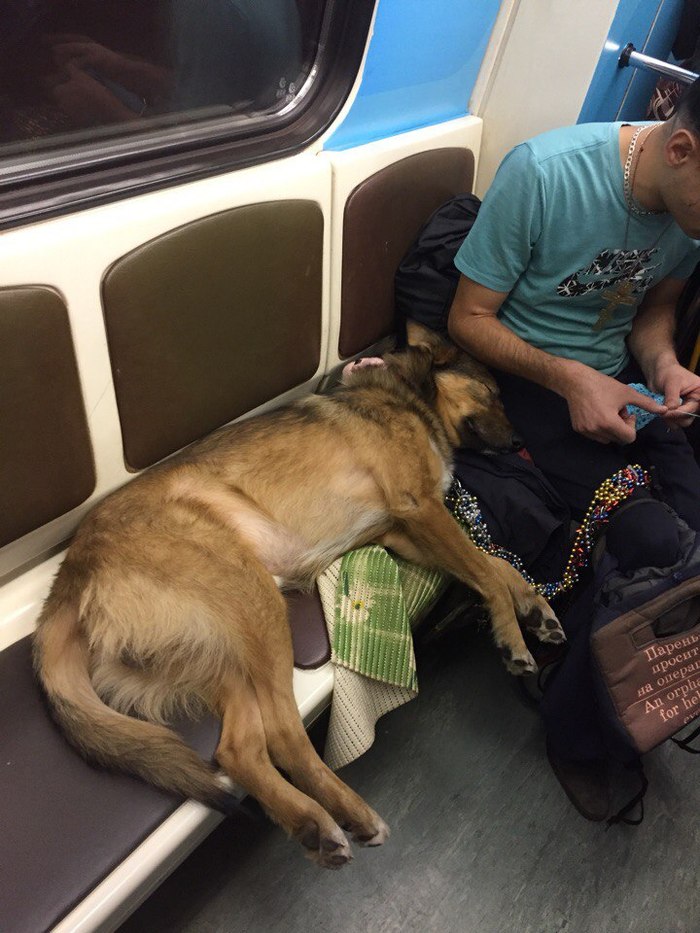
[0,0,322,149]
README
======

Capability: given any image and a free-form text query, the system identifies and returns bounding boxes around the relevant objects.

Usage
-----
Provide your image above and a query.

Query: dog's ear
[405,320,459,365]
[388,345,433,385]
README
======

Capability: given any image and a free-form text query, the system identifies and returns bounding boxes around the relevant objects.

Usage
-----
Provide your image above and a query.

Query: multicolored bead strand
[445,464,650,601]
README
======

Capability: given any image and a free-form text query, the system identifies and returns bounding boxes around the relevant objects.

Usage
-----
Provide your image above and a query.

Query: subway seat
[0,592,330,933]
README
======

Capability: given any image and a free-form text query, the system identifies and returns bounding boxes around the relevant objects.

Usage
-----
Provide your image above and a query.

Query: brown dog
[33,322,562,868]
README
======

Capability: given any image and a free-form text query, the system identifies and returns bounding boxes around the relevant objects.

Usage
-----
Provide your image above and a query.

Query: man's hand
[47,63,138,126]
[560,363,667,444]
[46,33,171,102]
[628,279,699,428]
[49,35,132,82]
[650,359,700,428]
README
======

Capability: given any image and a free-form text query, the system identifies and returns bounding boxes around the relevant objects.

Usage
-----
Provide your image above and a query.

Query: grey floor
[120,626,700,933]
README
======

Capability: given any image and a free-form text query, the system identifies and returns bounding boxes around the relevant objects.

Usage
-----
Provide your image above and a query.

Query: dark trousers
[494,362,700,532]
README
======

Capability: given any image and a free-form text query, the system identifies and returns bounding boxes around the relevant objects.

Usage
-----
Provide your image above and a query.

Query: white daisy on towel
[340,593,374,624]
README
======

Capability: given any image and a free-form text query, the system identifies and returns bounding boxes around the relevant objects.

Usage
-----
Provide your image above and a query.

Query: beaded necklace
[444,464,650,601]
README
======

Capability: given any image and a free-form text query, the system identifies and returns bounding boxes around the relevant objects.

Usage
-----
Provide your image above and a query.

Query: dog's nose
[511,433,525,451]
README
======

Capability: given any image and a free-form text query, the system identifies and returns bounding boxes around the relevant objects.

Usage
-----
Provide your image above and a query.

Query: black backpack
[394,193,481,339]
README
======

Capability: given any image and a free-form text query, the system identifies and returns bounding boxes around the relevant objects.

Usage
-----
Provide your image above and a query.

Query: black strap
[672,721,700,754]
[516,653,565,710]
[606,762,649,828]
[537,654,564,693]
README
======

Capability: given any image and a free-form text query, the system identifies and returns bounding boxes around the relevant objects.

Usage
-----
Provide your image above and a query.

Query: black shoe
[546,739,612,822]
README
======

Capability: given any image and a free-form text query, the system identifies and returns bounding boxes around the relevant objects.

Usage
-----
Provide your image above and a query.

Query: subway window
[0,1,321,147]
[0,0,374,227]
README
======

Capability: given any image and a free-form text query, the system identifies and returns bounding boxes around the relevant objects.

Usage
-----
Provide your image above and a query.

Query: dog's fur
[33,322,561,868]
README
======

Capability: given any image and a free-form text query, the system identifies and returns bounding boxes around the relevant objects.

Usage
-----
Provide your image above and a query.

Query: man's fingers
[615,422,637,444]
[627,389,667,414]
[666,401,699,416]
[581,429,608,444]
[662,388,685,410]
[678,390,700,411]
[664,402,698,428]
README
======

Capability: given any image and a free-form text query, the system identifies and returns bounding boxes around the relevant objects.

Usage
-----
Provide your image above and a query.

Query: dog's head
[385,321,522,454]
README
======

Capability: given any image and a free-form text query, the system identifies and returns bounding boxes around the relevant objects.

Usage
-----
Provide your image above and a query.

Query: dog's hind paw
[300,822,353,870]
[521,606,566,645]
[499,645,537,676]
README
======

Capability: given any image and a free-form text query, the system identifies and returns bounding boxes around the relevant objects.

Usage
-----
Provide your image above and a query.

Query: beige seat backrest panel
[0,287,95,548]
[339,147,474,358]
[102,200,324,470]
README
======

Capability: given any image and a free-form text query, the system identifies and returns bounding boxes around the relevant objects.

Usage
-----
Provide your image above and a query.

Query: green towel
[332,546,445,691]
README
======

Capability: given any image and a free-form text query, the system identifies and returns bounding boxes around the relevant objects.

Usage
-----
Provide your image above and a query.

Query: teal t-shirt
[455,122,700,375]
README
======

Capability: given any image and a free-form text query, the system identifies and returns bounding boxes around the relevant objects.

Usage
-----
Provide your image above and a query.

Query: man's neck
[619,123,667,213]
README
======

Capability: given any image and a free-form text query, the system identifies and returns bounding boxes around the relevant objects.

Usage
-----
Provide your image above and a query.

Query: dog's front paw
[521,605,566,644]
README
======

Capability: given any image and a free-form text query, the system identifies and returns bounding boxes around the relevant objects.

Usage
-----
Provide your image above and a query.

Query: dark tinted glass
[0,0,325,153]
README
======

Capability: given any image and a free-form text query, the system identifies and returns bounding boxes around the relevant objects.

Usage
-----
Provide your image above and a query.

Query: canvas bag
[541,513,700,823]
[590,518,700,760]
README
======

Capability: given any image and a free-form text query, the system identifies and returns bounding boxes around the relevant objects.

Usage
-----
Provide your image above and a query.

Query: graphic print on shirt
[556,247,660,298]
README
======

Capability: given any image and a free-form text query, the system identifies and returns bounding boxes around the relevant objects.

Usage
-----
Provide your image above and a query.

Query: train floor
[121,625,700,933]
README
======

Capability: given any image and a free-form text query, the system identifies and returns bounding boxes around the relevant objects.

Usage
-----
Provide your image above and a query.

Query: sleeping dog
[34,322,562,867]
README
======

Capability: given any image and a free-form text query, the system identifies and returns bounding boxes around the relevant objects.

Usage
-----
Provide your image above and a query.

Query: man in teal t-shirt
[447,79,700,820]
[450,91,700,526]
[455,122,700,377]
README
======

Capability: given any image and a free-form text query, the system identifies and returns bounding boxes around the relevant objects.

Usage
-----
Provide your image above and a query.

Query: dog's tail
[33,600,236,814]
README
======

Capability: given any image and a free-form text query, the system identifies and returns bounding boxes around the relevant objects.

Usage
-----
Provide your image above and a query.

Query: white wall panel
[472,0,619,195]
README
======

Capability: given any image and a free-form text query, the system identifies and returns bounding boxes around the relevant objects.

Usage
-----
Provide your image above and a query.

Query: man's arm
[628,275,700,425]
[447,275,666,444]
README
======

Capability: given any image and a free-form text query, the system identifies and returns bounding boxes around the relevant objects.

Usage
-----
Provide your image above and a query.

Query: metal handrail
[618,43,698,85]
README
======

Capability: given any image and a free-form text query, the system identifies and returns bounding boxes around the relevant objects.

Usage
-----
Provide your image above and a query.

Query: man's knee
[605,494,681,573]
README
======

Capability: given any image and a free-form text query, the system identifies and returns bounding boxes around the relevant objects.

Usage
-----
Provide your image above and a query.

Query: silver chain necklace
[623,124,665,216]
[594,124,672,330]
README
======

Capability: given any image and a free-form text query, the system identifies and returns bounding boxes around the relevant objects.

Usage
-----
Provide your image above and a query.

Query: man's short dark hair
[674,75,700,135]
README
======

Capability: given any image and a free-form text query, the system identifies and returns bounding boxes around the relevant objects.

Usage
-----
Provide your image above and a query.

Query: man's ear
[405,320,459,365]
[665,127,698,167]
